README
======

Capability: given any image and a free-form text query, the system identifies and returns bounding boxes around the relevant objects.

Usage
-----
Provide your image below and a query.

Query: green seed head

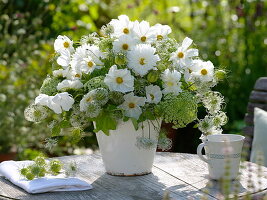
[26,172,35,180]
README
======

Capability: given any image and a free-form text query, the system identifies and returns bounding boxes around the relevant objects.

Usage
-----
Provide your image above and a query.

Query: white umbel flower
[161,69,182,95]
[119,92,146,119]
[169,37,199,69]
[57,80,83,91]
[127,44,160,77]
[151,24,172,41]
[109,15,134,37]
[104,65,134,93]
[54,35,74,53]
[35,92,74,114]
[113,34,137,53]
[191,60,214,82]
[145,85,162,104]
[57,49,71,68]
[133,20,156,44]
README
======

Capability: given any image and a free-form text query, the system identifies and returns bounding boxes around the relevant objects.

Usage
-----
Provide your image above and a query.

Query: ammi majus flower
[127,44,160,77]
[104,65,134,93]
[119,92,146,119]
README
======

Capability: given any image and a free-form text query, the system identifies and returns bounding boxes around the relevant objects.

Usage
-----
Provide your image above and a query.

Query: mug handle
[197,143,209,163]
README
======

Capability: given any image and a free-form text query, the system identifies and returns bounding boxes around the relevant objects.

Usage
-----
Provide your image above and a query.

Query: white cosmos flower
[127,44,160,77]
[109,15,134,37]
[161,69,182,95]
[132,20,156,43]
[35,92,74,114]
[54,35,74,53]
[169,37,199,69]
[104,65,134,93]
[145,85,162,104]
[119,92,146,119]
[113,34,137,53]
[151,24,172,41]
[56,49,71,68]
[183,60,201,82]
[71,44,105,73]
[57,80,83,91]
[191,60,214,82]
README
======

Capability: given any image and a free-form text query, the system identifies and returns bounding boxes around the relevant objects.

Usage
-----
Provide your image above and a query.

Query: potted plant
[25,15,227,176]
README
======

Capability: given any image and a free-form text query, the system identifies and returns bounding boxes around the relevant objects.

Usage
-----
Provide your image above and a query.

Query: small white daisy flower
[104,65,134,93]
[183,60,201,82]
[109,15,134,37]
[161,69,182,95]
[54,35,74,53]
[56,49,71,68]
[119,92,146,119]
[66,68,82,80]
[113,34,137,53]
[132,20,156,43]
[145,85,162,104]
[169,37,199,69]
[191,60,214,82]
[79,92,95,112]
[127,44,160,77]
[151,24,172,41]
[57,79,83,91]
[80,56,97,74]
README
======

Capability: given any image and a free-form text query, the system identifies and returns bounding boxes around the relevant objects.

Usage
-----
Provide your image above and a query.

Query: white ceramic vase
[95,119,161,176]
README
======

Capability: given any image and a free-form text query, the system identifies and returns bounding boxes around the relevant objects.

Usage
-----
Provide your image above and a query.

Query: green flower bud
[20,168,29,176]
[26,172,35,180]
[215,70,226,81]
[147,71,159,83]
[50,160,62,174]
[30,164,42,176]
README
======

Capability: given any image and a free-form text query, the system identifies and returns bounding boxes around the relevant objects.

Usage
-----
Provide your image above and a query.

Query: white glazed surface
[198,134,245,180]
[95,120,161,175]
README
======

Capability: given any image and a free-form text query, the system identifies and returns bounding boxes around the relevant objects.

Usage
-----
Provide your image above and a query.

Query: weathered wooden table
[0,152,267,200]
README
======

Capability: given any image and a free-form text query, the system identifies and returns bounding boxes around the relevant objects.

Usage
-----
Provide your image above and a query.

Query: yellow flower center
[86,97,93,102]
[122,43,129,50]
[201,69,208,75]
[167,81,174,86]
[123,28,129,34]
[75,74,81,78]
[139,58,145,65]
[177,52,184,58]
[189,69,192,73]
[87,61,94,68]
[157,35,163,40]
[150,94,155,100]
[141,36,147,42]
[63,41,70,48]
[128,103,135,108]
[116,77,124,84]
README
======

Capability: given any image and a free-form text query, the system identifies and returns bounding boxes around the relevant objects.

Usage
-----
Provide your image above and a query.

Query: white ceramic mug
[197,134,245,180]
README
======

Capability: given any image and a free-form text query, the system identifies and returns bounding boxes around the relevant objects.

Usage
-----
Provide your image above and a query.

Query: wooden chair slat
[244,114,253,125]
[249,91,267,103]
[247,102,267,113]
[254,77,267,91]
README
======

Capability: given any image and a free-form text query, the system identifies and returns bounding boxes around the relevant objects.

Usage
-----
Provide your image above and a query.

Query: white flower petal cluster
[127,44,160,76]
[145,85,162,104]
[57,80,83,91]
[113,34,137,53]
[104,65,134,93]
[133,20,157,44]
[161,69,182,95]
[151,24,172,41]
[54,35,74,53]
[35,92,74,114]
[109,15,134,37]
[169,37,199,69]
[119,92,146,119]
[191,60,214,82]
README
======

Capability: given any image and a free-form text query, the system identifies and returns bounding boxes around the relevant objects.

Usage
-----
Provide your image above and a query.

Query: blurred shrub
[0,0,266,158]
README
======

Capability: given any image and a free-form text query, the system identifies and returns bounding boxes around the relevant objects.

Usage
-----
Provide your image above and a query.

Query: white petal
[181,37,193,51]
[186,49,199,57]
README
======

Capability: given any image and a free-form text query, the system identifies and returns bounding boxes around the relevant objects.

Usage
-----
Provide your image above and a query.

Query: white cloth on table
[0,160,92,193]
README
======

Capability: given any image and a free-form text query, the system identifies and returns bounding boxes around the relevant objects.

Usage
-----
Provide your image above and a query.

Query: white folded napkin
[0,160,92,194]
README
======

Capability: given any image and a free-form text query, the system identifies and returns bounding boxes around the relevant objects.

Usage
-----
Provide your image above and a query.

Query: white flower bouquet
[25,15,227,149]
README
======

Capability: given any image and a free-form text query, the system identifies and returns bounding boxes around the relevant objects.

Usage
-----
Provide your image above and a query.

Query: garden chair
[243,77,267,159]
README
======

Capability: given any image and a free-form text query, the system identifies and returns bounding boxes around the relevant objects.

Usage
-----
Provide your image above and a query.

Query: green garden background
[0,0,267,159]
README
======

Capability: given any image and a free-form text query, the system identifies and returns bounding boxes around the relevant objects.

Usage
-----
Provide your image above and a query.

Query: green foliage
[94,110,118,135]
[159,92,198,128]
[40,77,61,96]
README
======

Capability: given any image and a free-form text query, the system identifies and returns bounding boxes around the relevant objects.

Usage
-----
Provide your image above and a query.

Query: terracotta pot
[0,152,17,162]
[95,119,161,176]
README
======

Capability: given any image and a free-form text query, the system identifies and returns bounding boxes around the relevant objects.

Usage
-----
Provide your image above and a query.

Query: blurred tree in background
[0,0,266,159]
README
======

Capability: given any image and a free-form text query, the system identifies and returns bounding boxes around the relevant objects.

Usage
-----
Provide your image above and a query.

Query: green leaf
[131,118,139,131]
[94,112,117,136]
[51,125,61,137]
[59,120,71,129]
[193,124,199,128]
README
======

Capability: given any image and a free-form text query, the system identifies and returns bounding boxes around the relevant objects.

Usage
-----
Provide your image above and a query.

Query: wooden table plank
[153,152,267,199]
[0,153,216,200]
